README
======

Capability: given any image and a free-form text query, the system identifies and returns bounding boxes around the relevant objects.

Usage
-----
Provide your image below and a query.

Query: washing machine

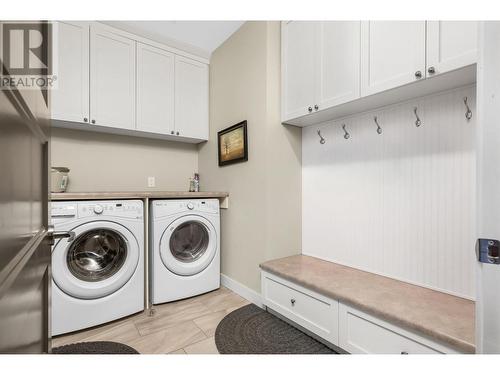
[150,199,220,304]
[50,200,144,335]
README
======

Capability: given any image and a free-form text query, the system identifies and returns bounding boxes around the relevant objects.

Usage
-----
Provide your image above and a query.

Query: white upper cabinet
[136,43,175,135]
[90,25,136,130]
[317,21,361,110]
[282,21,318,122]
[174,55,209,140]
[361,21,426,96]
[51,21,90,123]
[282,21,361,122]
[426,21,478,76]
[281,20,477,126]
[52,22,209,143]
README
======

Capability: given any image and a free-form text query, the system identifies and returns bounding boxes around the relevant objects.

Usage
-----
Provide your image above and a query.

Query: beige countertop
[260,255,475,353]
[51,191,229,201]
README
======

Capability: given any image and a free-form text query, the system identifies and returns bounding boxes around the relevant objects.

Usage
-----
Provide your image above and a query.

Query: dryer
[51,200,144,335]
[150,199,220,304]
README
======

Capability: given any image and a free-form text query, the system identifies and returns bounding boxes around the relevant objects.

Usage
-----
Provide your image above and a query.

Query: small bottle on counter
[188,178,196,192]
[194,173,200,192]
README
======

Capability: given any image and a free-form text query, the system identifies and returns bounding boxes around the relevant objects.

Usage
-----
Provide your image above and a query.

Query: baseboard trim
[220,273,264,308]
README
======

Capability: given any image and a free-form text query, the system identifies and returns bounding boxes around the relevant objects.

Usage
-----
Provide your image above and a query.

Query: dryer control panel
[153,199,219,218]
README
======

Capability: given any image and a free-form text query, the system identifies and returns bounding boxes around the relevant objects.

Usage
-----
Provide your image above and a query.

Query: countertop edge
[259,263,475,354]
[51,191,229,200]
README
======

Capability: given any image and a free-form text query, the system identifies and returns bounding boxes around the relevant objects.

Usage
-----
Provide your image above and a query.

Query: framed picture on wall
[217,120,248,167]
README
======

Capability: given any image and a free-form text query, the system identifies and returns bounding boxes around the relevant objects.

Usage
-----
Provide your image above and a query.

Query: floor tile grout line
[163,327,208,354]
[192,319,214,338]
[178,325,210,353]
[182,335,215,353]
[134,309,215,337]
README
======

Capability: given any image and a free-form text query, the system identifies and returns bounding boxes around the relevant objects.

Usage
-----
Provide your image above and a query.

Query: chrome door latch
[476,239,500,265]
[47,225,75,246]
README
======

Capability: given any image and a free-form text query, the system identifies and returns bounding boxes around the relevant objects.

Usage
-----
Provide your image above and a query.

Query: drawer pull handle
[290,298,296,306]
[401,351,408,355]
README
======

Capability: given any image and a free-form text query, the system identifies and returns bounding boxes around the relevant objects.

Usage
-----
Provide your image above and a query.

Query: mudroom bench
[259,255,475,354]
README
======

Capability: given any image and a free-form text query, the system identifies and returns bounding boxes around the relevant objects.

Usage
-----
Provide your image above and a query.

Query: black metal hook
[374,116,382,134]
[414,107,422,127]
[342,124,350,140]
[464,97,472,120]
[317,129,325,144]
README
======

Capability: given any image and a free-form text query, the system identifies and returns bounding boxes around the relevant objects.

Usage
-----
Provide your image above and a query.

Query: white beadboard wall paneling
[302,85,476,299]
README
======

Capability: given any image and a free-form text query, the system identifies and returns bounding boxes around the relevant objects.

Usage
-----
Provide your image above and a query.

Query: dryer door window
[67,229,127,282]
[159,215,217,276]
[169,221,209,263]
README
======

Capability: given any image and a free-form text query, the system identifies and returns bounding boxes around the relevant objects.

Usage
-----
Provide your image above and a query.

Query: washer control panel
[51,200,143,219]
[79,201,142,218]
[51,205,77,218]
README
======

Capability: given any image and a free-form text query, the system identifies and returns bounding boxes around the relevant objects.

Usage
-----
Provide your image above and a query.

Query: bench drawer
[339,303,456,354]
[261,272,339,345]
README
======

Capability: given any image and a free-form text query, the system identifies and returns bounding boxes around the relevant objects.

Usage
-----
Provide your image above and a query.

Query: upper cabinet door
[361,21,426,96]
[282,21,318,122]
[136,43,175,135]
[174,56,209,140]
[90,26,136,130]
[317,21,361,110]
[426,21,478,76]
[51,21,90,123]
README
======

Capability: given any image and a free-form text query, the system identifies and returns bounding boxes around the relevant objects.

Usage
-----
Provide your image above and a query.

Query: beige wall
[198,21,302,292]
[51,128,198,192]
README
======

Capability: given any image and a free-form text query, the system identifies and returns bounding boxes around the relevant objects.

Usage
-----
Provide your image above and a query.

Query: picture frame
[217,120,248,167]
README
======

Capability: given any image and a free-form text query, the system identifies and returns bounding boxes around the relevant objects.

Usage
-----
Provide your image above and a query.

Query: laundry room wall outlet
[147,177,156,188]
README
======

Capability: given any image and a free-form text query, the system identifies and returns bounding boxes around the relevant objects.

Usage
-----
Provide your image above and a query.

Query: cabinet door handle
[83,117,88,122]
[414,71,422,79]
[427,66,435,74]
[176,131,180,136]
[308,106,313,113]
[314,104,319,111]
[91,119,96,124]
[401,351,409,355]
[171,131,175,135]
[290,298,296,306]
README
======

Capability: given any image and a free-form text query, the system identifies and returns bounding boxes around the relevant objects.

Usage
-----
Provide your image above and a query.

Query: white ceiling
[103,21,244,58]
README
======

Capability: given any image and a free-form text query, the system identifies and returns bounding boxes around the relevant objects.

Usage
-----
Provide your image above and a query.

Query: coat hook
[464,97,472,120]
[317,129,326,144]
[374,116,382,134]
[342,123,350,140]
[414,107,422,127]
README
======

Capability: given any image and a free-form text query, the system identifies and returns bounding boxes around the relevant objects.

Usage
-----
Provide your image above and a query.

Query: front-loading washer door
[52,221,140,299]
[159,215,217,276]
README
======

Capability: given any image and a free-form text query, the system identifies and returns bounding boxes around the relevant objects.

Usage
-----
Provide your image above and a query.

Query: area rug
[52,341,139,354]
[215,304,336,354]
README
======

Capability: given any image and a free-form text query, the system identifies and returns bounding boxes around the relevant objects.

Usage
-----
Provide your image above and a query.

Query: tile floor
[51,287,250,354]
